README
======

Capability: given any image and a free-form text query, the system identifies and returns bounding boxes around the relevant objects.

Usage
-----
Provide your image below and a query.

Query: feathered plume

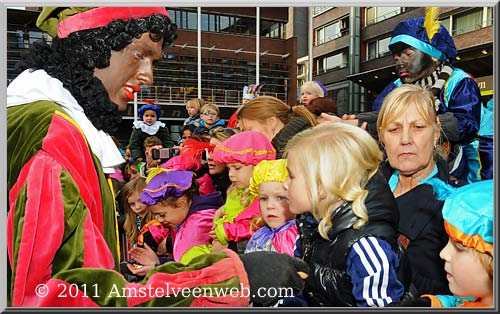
[145,167,169,184]
[424,7,441,42]
[143,98,161,108]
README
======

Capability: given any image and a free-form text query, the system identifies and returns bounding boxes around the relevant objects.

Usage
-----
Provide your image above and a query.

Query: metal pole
[197,7,202,99]
[133,92,138,122]
[256,7,260,85]
[308,7,313,81]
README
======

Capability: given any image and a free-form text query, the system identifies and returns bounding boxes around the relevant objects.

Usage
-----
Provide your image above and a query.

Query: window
[317,53,345,74]
[167,8,286,38]
[313,7,332,16]
[261,20,286,39]
[453,8,483,35]
[297,64,305,76]
[316,20,344,45]
[187,11,197,30]
[366,7,401,25]
[367,37,391,60]
[220,15,230,32]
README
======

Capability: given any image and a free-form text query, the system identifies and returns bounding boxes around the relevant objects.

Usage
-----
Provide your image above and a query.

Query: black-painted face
[391,44,435,84]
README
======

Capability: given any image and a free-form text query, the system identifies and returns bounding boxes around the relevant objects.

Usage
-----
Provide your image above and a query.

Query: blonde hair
[209,126,240,142]
[284,123,383,240]
[122,176,151,244]
[238,95,319,128]
[377,85,441,147]
[301,81,324,97]
[470,247,494,280]
[186,98,205,111]
[200,103,220,116]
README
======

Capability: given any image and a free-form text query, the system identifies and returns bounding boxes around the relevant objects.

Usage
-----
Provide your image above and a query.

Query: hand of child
[156,237,167,256]
[127,263,154,277]
[213,205,225,223]
[129,243,160,266]
[211,239,228,252]
[208,229,217,240]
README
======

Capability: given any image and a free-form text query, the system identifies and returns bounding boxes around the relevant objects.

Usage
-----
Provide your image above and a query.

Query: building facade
[308,6,494,114]
[6,6,494,143]
[6,7,299,144]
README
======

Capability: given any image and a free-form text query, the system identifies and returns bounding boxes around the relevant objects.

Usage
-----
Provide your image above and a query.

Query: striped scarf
[413,61,454,111]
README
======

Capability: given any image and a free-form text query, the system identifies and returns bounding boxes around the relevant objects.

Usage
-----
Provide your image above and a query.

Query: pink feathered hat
[213,131,276,166]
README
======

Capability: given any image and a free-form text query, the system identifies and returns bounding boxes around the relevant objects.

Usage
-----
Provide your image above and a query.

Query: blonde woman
[284,122,405,307]
[377,84,453,296]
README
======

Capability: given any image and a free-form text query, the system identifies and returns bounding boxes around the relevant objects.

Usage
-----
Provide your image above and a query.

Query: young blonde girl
[244,159,297,256]
[284,122,405,307]
[299,80,327,106]
[210,131,276,254]
[184,98,204,127]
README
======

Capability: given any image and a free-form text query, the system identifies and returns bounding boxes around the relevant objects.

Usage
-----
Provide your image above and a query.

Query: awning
[346,64,398,93]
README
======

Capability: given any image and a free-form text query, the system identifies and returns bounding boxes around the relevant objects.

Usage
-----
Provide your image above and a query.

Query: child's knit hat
[249,159,288,196]
[442,179,493,256]
[312,81,328,97]
[213,131,276,166]
[140,169,194,206]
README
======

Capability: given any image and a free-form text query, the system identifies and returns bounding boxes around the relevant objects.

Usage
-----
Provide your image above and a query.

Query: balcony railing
[128,86,285,107]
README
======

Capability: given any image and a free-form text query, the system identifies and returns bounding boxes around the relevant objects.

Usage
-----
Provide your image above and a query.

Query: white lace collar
[133,120,165,135]
[7,69,125,173]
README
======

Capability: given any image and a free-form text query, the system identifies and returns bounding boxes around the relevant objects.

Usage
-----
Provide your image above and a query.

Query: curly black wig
[15,13,177,134]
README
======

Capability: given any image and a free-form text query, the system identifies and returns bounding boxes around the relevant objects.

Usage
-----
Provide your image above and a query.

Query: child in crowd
[123,160,141,182]
[389,179,493,307]
[245,159,297,256]
[299,80,327,106]
[284,123,405,307]
[161,153,216,196]
[137,135,163,177]
[206,127,240,199]
[195,103,226,134]
[183,98,204,127]
[242,83,263,105]
[210,131,276,254]
[129,101,175,161]
[128,169,225,275]
[227,83,263,128]
[122,177,151,248]
[178,124,196,146]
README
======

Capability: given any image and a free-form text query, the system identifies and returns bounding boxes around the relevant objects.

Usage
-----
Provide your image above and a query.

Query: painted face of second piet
[392,45,436,84]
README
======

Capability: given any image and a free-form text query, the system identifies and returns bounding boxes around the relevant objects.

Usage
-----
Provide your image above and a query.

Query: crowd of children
[7,5,493,308]
[110,77,494,308]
